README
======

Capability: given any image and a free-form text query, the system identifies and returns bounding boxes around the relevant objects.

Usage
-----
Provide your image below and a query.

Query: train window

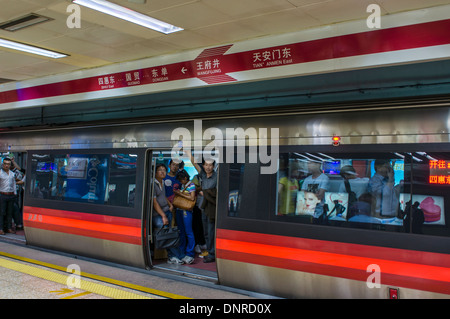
[405,152,449,237]
[227,163,271,220]
[29,153,137,207]
[276,152,407,232]
[275,150,450,237]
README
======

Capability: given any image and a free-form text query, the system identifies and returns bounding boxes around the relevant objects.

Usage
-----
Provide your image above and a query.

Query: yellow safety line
[61,291,92,299]
[0,257,151,299]
[0,251,190,299]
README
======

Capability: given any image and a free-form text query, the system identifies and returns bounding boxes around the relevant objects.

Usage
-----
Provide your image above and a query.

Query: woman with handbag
[173,170,196,264]
[152,163,186,264]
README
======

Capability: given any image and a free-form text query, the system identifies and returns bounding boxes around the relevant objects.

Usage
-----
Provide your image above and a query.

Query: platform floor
[0,235,272,300]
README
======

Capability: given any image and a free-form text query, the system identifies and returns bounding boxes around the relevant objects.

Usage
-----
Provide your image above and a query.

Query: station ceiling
[0,0,449,84]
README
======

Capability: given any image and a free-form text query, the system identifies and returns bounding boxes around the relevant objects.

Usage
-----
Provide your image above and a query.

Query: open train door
[142,149,218,281]
[142,149,155,268]
[143,149,177,268]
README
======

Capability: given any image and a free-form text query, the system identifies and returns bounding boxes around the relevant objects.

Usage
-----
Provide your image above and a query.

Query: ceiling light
[0,39,68,59]
[72,0,183,34]
[0,13,53,32]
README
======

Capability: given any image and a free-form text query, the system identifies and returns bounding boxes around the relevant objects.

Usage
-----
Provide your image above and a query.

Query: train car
[2,98,450,299]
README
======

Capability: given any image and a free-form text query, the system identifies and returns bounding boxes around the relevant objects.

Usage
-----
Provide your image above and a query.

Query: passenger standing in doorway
[164,159,183,204]
[0,158,23,234]
[192,174,207,255]
[174,170,196,264]
[186,150,217,263]
[152,163,185,264]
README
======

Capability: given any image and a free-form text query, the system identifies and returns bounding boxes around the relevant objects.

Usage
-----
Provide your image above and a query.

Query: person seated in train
[152,163,186,264]
[338,165,369,205]
[164,159,184,203]
[173,169,196,265]
[278,160,300,215]
[368,159,401,218]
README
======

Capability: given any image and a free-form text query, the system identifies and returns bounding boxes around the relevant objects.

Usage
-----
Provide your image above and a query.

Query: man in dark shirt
[187,151,217,263]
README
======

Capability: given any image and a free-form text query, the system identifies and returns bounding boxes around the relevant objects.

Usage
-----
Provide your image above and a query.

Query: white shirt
[0,169,16,194]
[368,173,399,217]
[338,177,369,199]
[301,173,330,193]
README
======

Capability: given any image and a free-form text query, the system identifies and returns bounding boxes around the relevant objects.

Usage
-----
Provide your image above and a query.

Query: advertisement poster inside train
[400,194,445,225]
[66,157,88,179]
[296,191,349,220]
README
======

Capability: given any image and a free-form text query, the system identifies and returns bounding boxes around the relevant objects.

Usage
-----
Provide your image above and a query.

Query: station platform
[0,235,272,300]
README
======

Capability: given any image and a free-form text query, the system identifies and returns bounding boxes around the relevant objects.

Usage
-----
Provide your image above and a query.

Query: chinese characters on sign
[196,58,221,76]
[97,66,172,90]
[98,75,116,89]
[95,44,296,90]
[125,71,141,84]
[252,47,292,68]
[429,160,450,184]
[150,67,169,83]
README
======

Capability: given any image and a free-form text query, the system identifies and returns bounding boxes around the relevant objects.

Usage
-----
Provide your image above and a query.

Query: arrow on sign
[193,44,237,84]
[3,19,450,106]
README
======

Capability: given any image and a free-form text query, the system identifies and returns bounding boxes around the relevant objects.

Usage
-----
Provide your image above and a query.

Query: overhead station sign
[1,8,450,109]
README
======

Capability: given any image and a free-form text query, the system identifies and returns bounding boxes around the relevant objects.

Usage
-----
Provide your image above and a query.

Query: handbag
[154,226,180,250]
[344,180,358,205]
[172,183,196,211]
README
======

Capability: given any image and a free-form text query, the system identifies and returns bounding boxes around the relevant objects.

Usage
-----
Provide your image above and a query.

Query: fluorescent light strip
[73,0,183,34]
[0,39,67,59]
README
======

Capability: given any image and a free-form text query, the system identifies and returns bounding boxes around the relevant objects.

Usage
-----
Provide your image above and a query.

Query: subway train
[2,98,450,299]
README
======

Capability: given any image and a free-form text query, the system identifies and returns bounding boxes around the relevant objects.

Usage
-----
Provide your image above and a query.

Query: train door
[143,149,156,268]
[143,149,218,280]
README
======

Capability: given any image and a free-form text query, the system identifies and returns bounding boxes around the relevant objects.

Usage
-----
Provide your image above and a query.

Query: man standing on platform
[0,157,23,234]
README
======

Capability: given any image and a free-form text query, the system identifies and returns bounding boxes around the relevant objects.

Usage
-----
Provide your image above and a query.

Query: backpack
[344,180,358,206]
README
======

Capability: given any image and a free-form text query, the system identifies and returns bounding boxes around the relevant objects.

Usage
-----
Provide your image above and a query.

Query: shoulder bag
[173,183,196,211]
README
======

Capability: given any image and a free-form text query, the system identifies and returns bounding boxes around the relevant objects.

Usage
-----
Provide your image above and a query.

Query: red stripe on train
[23,206,142,245]
[216,229,450,295]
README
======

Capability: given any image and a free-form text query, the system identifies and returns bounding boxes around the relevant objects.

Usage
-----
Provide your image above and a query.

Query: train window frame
[24,148,146,219]
[224,161,274,221]
[218,143,450,255]
[273,149,409,231]
[270,144,450,237]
